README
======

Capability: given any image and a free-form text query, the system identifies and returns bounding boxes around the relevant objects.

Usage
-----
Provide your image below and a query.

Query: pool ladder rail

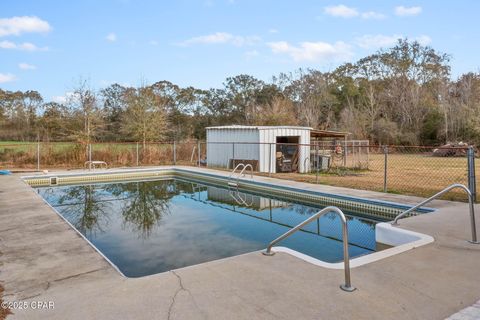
[392,183,479,244]
[262,206,356,292]
[228,163,253,188]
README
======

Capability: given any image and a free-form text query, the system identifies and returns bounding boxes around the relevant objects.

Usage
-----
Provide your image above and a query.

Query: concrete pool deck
[0,166,479,319]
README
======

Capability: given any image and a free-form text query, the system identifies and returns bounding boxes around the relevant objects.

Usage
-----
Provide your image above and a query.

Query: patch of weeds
[307,167,369,177]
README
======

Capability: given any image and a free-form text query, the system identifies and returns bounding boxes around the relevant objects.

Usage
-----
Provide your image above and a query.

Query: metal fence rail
[0,140,477,202]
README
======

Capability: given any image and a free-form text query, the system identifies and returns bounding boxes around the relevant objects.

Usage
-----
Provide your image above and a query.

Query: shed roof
[206,125,313,131]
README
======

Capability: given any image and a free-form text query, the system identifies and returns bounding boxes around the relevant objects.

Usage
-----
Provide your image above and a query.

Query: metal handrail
[238,163,253,179]
[262,206,356,292]
[392,183,478,244]
[228,163,253,187]
[229,163,246,180]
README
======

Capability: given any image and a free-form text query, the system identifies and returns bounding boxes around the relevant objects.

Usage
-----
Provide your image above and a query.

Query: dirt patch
[0,284,12,319]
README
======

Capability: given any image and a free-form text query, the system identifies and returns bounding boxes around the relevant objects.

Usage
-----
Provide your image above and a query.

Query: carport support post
[383,145,388,193]
[468,147,477,202]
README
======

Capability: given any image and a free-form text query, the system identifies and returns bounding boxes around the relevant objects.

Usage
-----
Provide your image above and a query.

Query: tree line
[1,39,479,146]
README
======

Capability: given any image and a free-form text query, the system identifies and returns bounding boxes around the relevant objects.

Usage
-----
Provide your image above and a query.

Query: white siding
[206,128,260,168]
[207,187,289,210]
[206,126,311,173]
[258,128,311,173]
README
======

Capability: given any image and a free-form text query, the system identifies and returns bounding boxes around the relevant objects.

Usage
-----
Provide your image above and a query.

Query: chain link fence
[0,140,476,201]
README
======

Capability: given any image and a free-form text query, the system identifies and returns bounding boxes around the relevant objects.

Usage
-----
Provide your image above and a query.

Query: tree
[255,95,298,126]
[285,69,337,129]
[38,102,69,141]
[22,90,43,138]
[224,74,265,124]
[100,83,129,141]
[122,85,169,146]
[69,79,103,144]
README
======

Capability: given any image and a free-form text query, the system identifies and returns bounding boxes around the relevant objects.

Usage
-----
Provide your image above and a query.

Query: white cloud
[0,16,51,37]
[18,62,36,70]
[0,40,48,51]
[324,5,386,20]
[324,4,359,18]
[361,11,386,20]
[356,34,432,49]
[415,35,432,46]
[395,6,422,16]
[0,73,16,83]
[106,33,117,42]
[268,28,278,34]
[52,91,76,104]
[245,50,259,58]
[52,95,67,104]
[267,40,352,62]
[356,34,402,49]
[0,40,15,49]
[179,32,260,47]
[149,40,159,46]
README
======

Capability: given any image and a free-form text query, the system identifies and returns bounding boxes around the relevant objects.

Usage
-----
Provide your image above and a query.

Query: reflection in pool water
[37,179,381,277]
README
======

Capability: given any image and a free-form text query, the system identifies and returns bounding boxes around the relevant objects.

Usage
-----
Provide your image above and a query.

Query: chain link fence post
[197,140,201,167]
[232,142,235,169]
[135,142,139,166]
[268,143,272,176]
[36,136,40,171]
[88,143,92,170]
[383,145,388,193]
[468,146,477,202]
[315,143,319,184]
[174,141,177,165]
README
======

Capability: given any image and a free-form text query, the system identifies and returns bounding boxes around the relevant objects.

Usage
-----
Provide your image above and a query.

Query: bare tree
[122,85,169,147]
[69,79,103,144]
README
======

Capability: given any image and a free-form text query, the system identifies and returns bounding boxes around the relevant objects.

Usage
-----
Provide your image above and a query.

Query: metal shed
[206,125,312,173]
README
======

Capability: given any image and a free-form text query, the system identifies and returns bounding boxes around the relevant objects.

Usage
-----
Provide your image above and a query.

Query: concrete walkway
[1,167,479,319]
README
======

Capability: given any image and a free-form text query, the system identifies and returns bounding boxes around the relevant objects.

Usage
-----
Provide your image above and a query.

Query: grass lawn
[260,153,477,201]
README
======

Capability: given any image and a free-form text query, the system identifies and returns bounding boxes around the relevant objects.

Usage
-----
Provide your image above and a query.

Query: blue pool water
[36,178,384,277]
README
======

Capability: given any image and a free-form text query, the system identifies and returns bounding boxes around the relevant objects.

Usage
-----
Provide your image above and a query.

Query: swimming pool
[26,168,435,277]
[34,177,389,277]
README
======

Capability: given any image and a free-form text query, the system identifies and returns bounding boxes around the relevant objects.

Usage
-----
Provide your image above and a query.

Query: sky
[1,0,479,103]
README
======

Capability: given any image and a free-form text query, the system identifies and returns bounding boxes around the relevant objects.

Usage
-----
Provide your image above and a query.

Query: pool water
[36,178,384,277]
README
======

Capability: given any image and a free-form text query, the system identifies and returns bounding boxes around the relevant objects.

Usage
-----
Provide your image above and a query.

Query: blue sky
[1,0,479,102]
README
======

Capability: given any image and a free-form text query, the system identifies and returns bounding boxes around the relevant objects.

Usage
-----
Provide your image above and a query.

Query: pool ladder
[228,163,253,188]
[262,206,356,292]
[392,183,479,244]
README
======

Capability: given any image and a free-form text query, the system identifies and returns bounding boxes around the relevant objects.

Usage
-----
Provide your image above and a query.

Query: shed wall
[258,128,311,173]
[206,129,260,168]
